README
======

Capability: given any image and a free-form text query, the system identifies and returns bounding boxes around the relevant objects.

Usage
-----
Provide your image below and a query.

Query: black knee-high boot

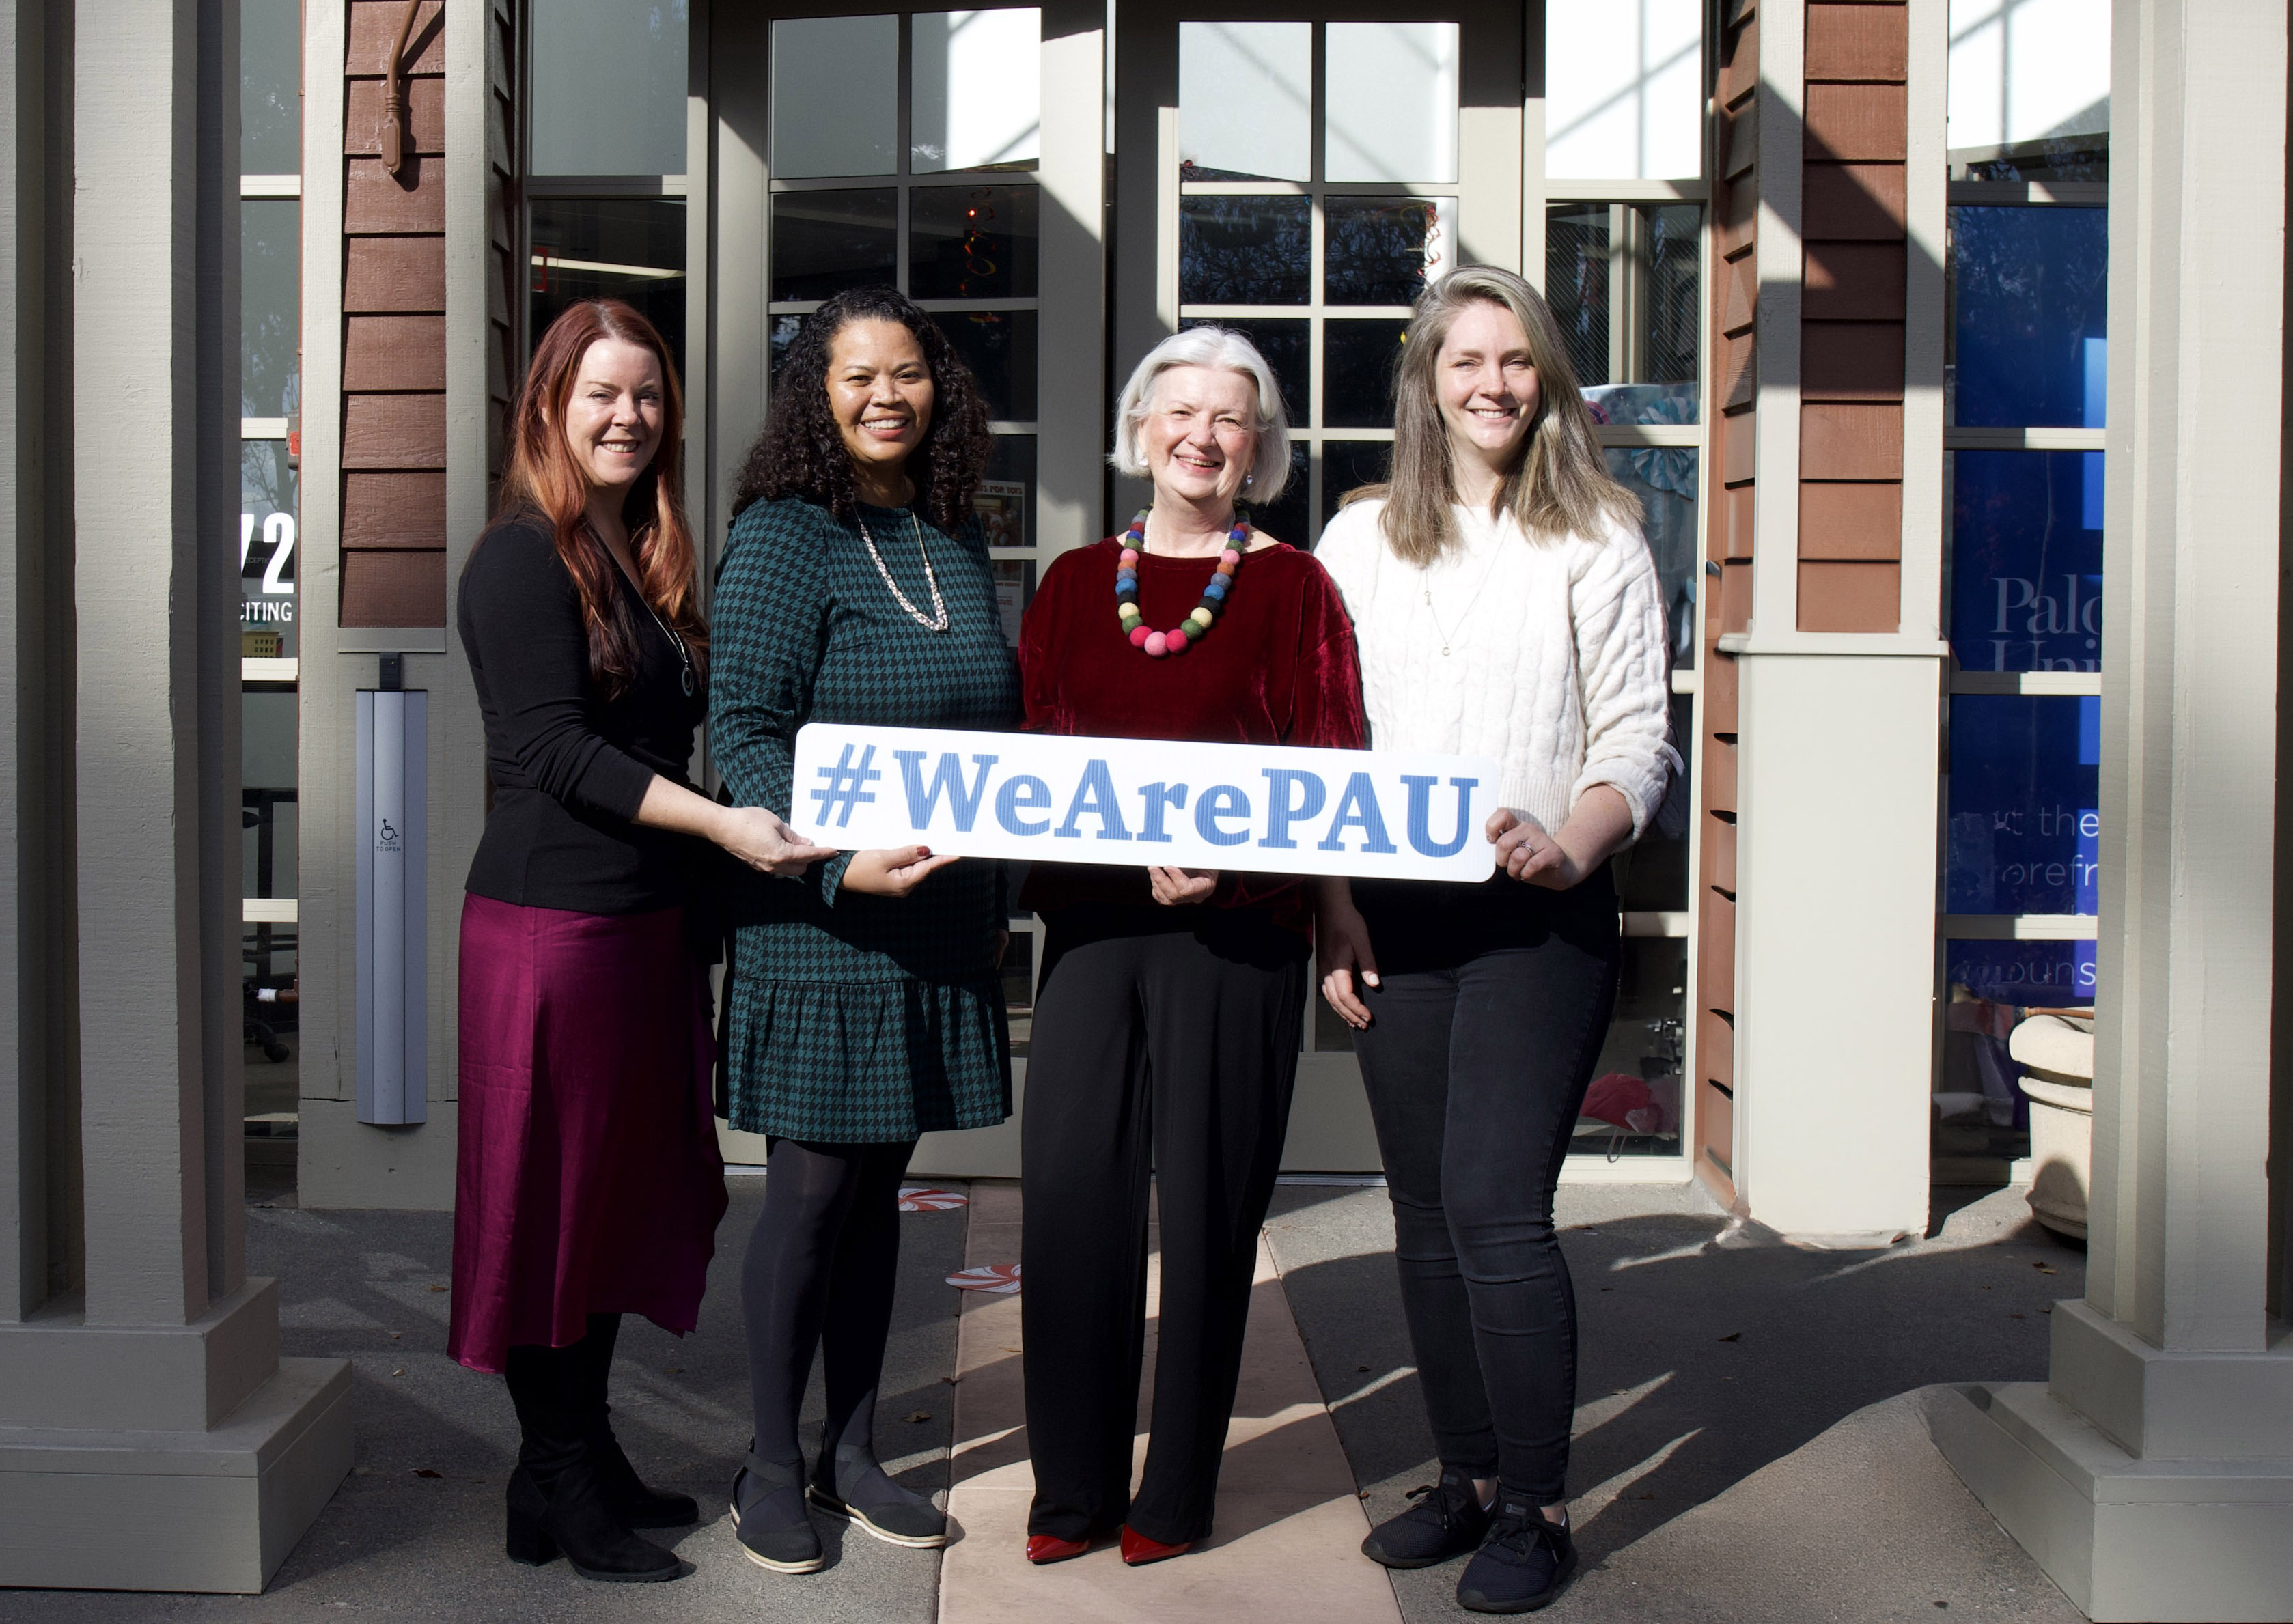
[566,1313,697,1528]
[504,1332,684,1582]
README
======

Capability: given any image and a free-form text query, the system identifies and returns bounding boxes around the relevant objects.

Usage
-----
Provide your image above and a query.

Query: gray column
[1930,1,2293,1617]
[0,0,351,1594]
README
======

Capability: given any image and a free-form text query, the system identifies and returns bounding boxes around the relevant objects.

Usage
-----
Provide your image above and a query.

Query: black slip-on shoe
[1456,1500,1579,1614]
[809,1444,949,1548]
[731,1455,826,1575]
[1361,1469,1492,1569]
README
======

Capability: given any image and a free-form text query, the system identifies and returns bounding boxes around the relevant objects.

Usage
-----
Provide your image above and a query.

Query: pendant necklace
[1115,509,1250,657]
[637,595,696,696]
[857,507,950,632]
[1421,534,1505,656]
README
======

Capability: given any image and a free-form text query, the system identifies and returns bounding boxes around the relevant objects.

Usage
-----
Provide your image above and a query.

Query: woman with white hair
[1013,326,1364,1568]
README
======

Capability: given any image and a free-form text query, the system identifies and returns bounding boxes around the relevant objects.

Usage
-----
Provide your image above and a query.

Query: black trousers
[1020,906,1307,1545]
[503,1312,624,1481]
[740,1136,916,1467]
[1349,873,1621,1505]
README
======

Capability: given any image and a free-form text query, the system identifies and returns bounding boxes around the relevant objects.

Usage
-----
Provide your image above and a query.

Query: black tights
[504,1312,623,1481]
[741,1136,915,1468]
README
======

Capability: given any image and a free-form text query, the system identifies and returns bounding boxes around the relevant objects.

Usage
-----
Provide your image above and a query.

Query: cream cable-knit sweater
[1314,497,1680,840]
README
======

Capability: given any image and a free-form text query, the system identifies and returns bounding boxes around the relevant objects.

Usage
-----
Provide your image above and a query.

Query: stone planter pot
[2018,1074,2092,1240]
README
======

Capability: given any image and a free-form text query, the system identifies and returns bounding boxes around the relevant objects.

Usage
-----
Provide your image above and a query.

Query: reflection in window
[1948,206,2107,428]
[934,310,1037,420]
[1243,445,1310,550]
[911,184,1040,299]
[1178,21,1311,182]
[1546,0,1703,180]
[911,9,1042,173]
[242,446,298,661]
[529,198,688,379]
[1576,937,1687,1158]
[1946,0,2109,173]
[1320,440,1389,522]
[1180,317,1307,428]
[1322,320,1408,429]
[1606,448,1698,671]
[1950,451,2102,672]
[242,0,301,173]
[1324,23,1458,184]
[1180,196,1310,306]
[243,199,300,419]
[531,0,689,176]
[773,14,899,179]
[1938,938,2094,1170]
[1945,695,2100,915]
[771,190,898,303]
[1324,198,1451,306]
[1548,203,1700,412]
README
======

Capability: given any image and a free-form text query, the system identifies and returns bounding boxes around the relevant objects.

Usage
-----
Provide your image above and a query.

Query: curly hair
[730,286,995,532]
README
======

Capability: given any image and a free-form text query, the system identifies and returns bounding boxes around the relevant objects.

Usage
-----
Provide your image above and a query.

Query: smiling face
[1435,298,1542,473]
[1138,364,1260,509]
[826,317,934,492]
[559,337,665,496]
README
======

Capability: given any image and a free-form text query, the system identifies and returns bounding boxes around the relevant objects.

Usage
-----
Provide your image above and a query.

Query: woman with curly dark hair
[710,286,1018,1577]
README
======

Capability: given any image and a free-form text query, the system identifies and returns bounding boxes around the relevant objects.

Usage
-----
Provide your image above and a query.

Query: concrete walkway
[0,1177,2090,1623]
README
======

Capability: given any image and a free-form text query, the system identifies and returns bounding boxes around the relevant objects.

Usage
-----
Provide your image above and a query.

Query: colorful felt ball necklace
[1115,509,1250,658]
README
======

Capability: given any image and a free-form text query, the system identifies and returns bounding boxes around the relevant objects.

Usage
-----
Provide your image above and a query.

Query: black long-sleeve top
[458,509,706,915]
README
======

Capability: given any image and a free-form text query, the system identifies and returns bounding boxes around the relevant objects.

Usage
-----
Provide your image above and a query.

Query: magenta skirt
[447,894,728,1374]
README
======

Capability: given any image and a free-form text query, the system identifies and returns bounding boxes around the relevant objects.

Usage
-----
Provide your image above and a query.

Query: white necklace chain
[1419,540,1505,657]
[857,507,949,632]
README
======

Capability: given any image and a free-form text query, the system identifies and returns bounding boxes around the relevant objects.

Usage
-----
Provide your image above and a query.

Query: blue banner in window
[1950,451,2102,671]
[1944,938,2096,1008]
[1946,695,2100,914]
[1950,205,2108,429]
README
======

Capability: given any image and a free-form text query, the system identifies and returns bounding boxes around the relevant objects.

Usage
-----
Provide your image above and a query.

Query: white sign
[790,723,1500,882]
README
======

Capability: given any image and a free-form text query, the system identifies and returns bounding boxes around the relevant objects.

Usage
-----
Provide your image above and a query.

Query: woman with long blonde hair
[1314,266,1678,1614]
[450,299,826,1584]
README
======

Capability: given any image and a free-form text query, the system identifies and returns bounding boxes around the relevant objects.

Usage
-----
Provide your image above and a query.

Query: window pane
[911,183,1040,299]
[1607,447,1699,671]
[1180,196,1310,306]
[1180,316,1306,429]
[241,445,298,660]
[1949,206,2107,428]
[1946,0,2109,169]
[242,0,301,173]
[1949,451,2102,672]
[242,199,300,419]
[771,189,898,303]
[1574,936,1686,1158]
[773,15,898,178]
[911,8,1042,174]
[1320,439,1389,524]
[1322,319,1408,429]
[529,198,688,380]
[1324,197,1451,307]
[531,0,688,176]
[1002,929,1034,1055]
[1178,21,1311,182]
[1945,695,2100,915]
[1611,695,1693,912]
[1939,938,2095,1172]
[1548,202,1701,413]
[1243,445,1309,550]
[1324,23,1458,184]
[934,309,1036,420]
[981,433,1035,548]
[1546,0,1703,180]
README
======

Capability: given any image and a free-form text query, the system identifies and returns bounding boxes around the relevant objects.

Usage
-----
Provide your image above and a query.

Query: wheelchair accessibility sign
[790,723,1501,882]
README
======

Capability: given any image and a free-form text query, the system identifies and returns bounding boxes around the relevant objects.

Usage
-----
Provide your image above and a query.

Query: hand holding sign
[790,723,1500,883]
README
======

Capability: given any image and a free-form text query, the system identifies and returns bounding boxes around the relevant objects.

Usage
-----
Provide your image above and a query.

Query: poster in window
[975,479,1027,550]
[992,557,1036,648]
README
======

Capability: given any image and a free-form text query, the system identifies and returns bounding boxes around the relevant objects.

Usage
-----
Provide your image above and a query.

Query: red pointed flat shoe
[1120,1525,1192,1565]
[1027,1533,1091,1565]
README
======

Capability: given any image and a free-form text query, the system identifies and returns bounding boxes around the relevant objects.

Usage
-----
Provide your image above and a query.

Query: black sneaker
[1360,1468,1492,1569]
[1456,1500,1578,1614]
[730,1454,824,1575]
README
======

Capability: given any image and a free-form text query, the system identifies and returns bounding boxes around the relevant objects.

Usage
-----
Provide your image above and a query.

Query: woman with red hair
[449,300,826,1584]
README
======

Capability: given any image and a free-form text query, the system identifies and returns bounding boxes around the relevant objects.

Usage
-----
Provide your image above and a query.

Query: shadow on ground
[1267,1181,2083,1624]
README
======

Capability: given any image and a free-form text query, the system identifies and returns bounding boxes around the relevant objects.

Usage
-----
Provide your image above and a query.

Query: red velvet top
[1016,536,1367,933]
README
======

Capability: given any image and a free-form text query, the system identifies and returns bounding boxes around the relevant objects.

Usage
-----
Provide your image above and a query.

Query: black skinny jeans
[1350,871,1620,1506]
[1020,906,1307,1545]
[740,1136,916,1468]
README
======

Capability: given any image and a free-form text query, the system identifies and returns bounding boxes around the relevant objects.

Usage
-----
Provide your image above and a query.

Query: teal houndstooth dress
[711,495,1020,1143]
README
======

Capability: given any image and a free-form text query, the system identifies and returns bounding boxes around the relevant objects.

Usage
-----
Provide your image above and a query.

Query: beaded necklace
[1114,509,1250,658]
